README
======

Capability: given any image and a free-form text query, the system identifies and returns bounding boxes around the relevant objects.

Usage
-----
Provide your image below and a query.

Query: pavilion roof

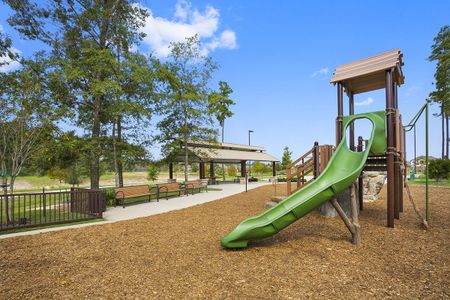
[169,141,279,163]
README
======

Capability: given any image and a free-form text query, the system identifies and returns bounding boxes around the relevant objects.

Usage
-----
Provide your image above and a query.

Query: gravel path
[0,184,448,299]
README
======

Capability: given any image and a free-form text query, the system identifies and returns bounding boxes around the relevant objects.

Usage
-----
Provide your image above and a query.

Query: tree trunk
[90,95,101,189]
[442,105,445,159]
[446,112,449,159]
[184,107,189,182]
[184,138,188,182]
[9,176,15,194]
[222,121,225,181]
[89,0,110,189]
[2,176,10,223]
[112,120,120,187]
[117,116,124,187]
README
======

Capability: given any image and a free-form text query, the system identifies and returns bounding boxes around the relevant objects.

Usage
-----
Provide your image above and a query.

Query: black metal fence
[0,188,105,231]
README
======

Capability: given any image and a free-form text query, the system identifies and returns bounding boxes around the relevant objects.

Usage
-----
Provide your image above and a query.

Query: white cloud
[0,47,21,73]
[355,97,374,106]
[138,0,237,57]
[311,67,329,78]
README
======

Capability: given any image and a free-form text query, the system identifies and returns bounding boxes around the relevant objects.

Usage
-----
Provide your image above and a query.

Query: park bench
[184,180,208,195]
[114,185,156,208]
[157,182,183,200]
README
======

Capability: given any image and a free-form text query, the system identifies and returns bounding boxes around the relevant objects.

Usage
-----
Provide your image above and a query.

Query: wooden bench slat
[114,185,156,208]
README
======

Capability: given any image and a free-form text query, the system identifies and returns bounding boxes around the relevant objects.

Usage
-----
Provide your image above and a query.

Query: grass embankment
[11,171,274,193]
[408,174,450,187]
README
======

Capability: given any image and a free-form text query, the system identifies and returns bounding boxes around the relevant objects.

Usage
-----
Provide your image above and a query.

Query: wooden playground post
[313,142,320,179]
[336,83,344,145]
[349,92,355,150]
[385,69,395,228]
[330,183,360,245]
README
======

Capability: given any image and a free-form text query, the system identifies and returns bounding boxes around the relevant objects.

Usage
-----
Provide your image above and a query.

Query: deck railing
[286,142,334,195]
[0,188,105,231]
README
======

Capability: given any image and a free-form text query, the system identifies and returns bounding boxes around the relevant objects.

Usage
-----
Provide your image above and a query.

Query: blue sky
[1,0,449,160]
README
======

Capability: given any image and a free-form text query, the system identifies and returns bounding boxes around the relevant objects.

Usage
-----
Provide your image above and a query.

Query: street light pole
[248,130,253,177]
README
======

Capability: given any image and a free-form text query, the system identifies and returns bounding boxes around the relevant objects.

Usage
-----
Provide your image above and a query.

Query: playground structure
[222,49,430,249]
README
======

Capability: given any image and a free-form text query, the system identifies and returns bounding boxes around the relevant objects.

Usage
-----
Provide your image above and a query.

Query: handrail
[295,159,313,175]
[404,102,427,132]
[286,147,314,169]
[286,143,334,195]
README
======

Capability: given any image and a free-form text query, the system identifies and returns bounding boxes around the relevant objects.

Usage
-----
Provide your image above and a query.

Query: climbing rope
[404,181,429,229]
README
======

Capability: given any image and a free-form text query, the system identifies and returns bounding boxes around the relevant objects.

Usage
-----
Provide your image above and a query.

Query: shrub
[427,159,450,181]
[276,177,298,182]
[248,176,258,182]
[147,164,160,182]
[227,165,237,177]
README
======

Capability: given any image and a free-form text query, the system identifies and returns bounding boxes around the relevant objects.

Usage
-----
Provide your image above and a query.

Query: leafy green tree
[0,55,64,193]
[227,165,237,177]
[48,167,66,184]
[208,81,234,180]
[429,25,450,159]
[30,130,90,185]
[4,0,151,189]
[280,146,293,170]
[191,163,199,173]
[252,161,265,174]
[0,30,19,69]
[428,159,450,181]
[208,81,235,143]
[156,35,218,182]
[146,163,160,182]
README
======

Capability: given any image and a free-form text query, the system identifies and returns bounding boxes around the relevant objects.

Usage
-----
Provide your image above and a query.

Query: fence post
[42,187,46,218]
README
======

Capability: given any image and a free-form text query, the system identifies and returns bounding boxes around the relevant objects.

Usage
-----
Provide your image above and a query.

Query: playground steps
[364,155,387,171]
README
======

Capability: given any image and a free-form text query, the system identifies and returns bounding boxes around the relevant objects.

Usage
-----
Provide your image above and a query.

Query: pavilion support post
[210,161,214,178]
[386,69,395,228]
[349,92,355,150]
[169,162,174,180]
[240,161,246,178]
[199,162,205,179]
[272,162,276,177]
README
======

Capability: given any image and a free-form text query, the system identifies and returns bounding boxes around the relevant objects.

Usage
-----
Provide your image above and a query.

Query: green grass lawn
[11,171,275,193]
[408,178,450,187]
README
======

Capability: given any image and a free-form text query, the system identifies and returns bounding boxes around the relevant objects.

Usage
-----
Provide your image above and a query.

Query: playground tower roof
[169,141,279,163]
[331,49,404,95]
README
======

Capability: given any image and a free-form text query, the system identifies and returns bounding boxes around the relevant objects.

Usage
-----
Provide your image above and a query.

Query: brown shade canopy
[331,49,404,94]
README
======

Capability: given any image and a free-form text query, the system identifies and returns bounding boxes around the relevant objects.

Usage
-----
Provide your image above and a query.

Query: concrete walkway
[0,182,270,239]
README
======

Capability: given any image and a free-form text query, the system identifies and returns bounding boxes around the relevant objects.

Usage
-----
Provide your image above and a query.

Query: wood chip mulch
[0,184,448,299]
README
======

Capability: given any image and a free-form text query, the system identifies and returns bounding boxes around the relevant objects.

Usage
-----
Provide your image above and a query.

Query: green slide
[221,111,387,248]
